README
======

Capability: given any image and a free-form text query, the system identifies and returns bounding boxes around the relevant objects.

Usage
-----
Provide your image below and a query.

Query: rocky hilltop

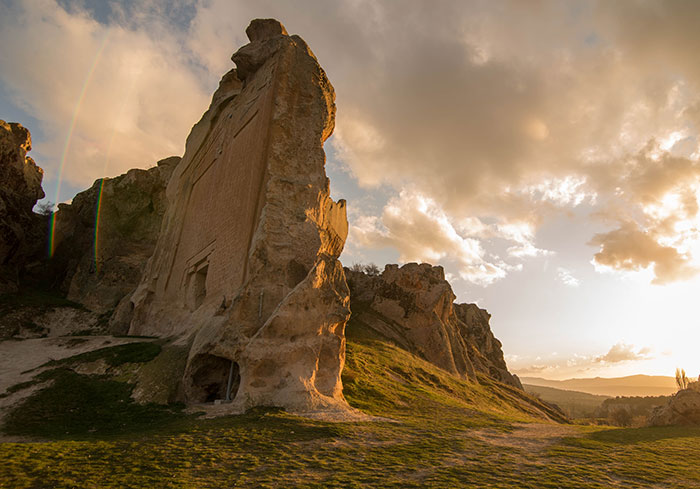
[0,120,45,293]
[649,384,700,426]
[346,263,522,389]
[49,156,180,320]
[48,156,179,331]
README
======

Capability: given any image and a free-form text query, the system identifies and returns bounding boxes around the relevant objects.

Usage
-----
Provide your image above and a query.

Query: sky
[1,0,700,380]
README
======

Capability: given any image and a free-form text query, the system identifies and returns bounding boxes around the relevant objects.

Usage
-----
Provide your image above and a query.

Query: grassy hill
[2,319,700,487]
[521,375,678,397]
[523,384,610,418]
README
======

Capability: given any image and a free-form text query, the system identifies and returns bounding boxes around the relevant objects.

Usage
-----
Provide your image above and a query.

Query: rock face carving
[0,120,45,293]
[128,19,352,413]
[346,263,523,389]
[48,157,179,329]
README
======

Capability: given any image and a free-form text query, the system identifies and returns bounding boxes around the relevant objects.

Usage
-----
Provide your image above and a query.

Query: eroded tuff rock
[346,263,523,389]
[0,120,45,293]
[48,156,179,327]
[648,387,700,426]
[128,19,352,414]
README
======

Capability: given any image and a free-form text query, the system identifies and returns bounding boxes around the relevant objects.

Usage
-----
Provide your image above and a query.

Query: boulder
[128,19,353,414]
[648,389,700,426]
[0,120,45,293]
[48,156,179,328]
[346,263,522,389]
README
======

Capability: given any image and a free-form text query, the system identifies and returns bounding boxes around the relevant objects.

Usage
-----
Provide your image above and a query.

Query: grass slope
[1,322,700,487]
[524,384,610,418]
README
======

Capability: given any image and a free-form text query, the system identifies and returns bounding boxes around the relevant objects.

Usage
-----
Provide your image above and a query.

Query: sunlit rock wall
[346,263,523,389]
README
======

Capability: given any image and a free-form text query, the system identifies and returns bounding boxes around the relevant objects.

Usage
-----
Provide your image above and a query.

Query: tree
[610,407,632,427]
[363,263,380,276]
[675,368,689,391]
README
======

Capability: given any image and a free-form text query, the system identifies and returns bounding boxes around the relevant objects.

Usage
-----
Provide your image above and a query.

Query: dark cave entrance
[190,354,240,403]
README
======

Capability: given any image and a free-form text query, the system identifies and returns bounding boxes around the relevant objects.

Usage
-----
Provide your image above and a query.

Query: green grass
[45,341,162,368]
[3,369,186,440]
[2,321,700,488]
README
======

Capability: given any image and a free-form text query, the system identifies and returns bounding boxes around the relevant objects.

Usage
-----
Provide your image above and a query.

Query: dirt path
[0,335,156,434]
[472,423,581,452]
[0,336,149,394]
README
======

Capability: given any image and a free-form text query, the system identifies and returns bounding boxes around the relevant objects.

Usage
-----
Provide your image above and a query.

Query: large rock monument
[128,19,352,414]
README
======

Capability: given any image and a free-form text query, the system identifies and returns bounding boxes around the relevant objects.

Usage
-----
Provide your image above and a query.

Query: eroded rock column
[129,19,353,414]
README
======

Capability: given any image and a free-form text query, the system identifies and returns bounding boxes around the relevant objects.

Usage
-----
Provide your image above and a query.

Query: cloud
[4,0,700,285]
[589,146,700,283]
[591,222,698,284]
[350,190,513,285]
[0,0,211,198]
[595,343,653,364]
[557,268,580,287]
[512,343,653,377]
[513,364,551,376]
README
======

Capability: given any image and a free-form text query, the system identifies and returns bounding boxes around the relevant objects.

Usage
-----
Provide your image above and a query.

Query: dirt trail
[472,423,581,452]
[0,336,148,393]
[0,335,154,433]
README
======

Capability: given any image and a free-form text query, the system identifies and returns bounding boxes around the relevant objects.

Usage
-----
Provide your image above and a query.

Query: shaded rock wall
[48,156,179,326]
[129,19,352,414]
[346,263,522,389]
[0,120,45,293]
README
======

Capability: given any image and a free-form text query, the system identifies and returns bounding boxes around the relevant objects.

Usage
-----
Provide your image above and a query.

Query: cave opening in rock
[190,354,240,403]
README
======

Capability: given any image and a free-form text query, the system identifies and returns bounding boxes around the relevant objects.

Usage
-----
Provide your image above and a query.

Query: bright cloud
[557,268,580,287]
[0,0,211,200]
[595,343,653,364]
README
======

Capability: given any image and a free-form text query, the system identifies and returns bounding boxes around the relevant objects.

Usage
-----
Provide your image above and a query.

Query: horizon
[2,0,700,380]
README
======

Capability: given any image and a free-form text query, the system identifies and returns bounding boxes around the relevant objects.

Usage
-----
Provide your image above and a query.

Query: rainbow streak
[48,33,109,258]
[93,126,119,273]
[93,177,107,272]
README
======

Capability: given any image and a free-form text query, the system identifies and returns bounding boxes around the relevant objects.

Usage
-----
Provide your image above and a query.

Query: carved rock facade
[129,19,352,414]
[346,263,523,389]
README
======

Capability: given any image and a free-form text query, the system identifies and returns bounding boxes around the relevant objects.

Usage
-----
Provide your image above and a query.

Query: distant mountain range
[520,374,678,397]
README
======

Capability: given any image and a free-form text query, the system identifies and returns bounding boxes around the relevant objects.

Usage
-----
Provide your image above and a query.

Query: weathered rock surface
[48,156,179,326]
[0,120,45,293]
[648,388,700,426]
[0,302,102,340]
[129,19,353,414]
[346,263,523,389]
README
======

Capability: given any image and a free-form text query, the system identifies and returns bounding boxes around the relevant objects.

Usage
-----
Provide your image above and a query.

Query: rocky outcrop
[648,388,700,426]
[346,263,522,389]
[0,120,45,293]
[128,19,353,414]
[48,156,179,327]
